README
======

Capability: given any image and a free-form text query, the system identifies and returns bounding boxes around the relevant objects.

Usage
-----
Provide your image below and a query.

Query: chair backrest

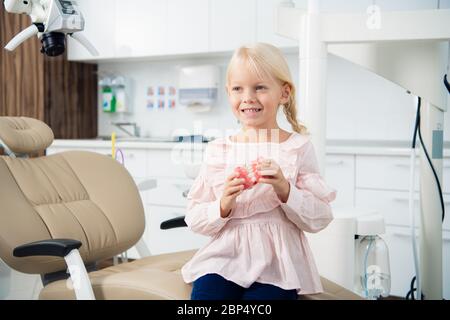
[0,117,145,275]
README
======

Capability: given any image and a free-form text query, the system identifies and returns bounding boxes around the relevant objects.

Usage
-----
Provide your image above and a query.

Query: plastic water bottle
[356,235,391,300]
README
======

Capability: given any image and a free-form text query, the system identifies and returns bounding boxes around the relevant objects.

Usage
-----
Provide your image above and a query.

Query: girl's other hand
[257,159,290,203]
[220,172,245,218]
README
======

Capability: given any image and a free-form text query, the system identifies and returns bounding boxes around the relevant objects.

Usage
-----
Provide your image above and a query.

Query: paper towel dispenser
[179,65,220,112]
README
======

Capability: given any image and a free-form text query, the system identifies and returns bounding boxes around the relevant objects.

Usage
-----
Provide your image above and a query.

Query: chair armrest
[13,239,82,258]
[13,238,95,300]
[160,216,187,229]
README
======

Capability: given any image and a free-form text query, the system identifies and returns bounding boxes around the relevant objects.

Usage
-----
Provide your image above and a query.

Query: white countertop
[50,139,450,157]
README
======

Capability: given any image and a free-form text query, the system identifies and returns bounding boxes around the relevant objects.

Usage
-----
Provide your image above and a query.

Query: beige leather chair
[0,117,362,300]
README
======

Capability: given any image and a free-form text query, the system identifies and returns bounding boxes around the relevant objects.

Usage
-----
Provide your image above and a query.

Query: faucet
[111,122,141,137]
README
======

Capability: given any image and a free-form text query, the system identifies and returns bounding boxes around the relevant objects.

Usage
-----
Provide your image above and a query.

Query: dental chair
[0,117,362,300]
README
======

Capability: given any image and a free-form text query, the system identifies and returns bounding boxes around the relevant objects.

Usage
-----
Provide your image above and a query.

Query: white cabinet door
[115,0,167,57]
[118,149,148,178]
[210,0,256,52]
[324,154,355,208]
[356,155,421,191]
[256,0,300,48]
[67,0,116,61]
[355,189,450,231]
[167,0,209,54]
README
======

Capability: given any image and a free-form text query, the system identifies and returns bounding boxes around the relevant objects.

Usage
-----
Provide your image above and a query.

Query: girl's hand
[220,172,245,218]
[257,159,290,203]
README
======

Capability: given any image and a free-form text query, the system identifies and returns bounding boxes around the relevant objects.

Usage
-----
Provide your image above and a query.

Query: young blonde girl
[181,43,336,300]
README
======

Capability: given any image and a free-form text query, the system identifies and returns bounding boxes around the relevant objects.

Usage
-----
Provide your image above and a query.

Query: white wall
[98,51,450,143]
[98,52,298,139]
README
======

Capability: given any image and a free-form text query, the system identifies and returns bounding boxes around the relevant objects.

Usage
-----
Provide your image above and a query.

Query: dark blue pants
[191,273,298,300]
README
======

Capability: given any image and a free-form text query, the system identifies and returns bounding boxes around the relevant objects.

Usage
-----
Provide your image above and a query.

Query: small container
[102,86,116,113]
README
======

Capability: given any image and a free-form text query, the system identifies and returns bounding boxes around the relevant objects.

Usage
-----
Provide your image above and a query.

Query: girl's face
[227,61,290,131]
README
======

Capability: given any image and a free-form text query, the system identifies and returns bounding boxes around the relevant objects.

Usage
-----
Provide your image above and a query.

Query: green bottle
[102,86,116,113]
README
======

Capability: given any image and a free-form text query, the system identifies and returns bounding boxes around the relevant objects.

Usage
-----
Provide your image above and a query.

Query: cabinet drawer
[325,155,355,208]
[355,189,450,231]
[356,155,450,193]
[144,178,191,207]
[383,225,450,299]
[147,148,203,179]
[144,205,209,255]
[356,155,420,191]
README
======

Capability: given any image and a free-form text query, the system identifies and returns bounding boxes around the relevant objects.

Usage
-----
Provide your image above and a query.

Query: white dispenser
[111,76,131,113]
[178,65,220,112]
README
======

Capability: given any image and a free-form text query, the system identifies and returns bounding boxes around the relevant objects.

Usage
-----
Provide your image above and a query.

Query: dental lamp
[3,0,98,57]
[276,0,450,299]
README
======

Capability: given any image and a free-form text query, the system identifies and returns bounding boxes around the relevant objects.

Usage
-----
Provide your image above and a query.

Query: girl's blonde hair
[226,42,308,135]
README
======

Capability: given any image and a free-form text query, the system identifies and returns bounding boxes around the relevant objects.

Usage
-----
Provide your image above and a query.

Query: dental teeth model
[234,158,263,190]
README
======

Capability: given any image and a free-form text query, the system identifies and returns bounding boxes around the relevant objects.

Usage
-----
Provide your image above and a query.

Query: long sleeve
[184,164,231,237]
[280,141,336,233]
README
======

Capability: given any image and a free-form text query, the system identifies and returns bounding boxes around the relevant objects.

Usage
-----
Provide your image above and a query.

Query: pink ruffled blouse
[181,132,337,295]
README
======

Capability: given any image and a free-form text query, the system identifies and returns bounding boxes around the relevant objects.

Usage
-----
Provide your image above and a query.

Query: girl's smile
[240,106,263,117]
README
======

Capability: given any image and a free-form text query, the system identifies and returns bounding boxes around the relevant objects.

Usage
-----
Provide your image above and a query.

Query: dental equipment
[3,0,98,57]
[277,0,450,299]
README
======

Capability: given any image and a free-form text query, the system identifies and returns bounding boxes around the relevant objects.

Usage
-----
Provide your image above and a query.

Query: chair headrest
[0,117,54,155]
